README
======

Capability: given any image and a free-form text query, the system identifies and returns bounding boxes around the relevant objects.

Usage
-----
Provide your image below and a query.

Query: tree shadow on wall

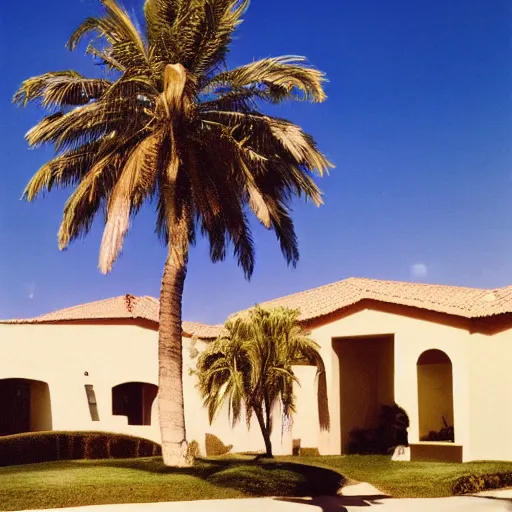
[318,367,330,432]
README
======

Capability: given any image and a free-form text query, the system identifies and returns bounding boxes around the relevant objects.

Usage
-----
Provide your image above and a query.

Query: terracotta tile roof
[234,277,512,321]
[2,278,511,339]
[0,294,224,339]
[181,321,226,339]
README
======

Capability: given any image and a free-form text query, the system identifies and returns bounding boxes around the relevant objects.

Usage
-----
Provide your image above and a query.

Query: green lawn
[0,456,343,511]
[1,455,512,511]
[281,455,512,498]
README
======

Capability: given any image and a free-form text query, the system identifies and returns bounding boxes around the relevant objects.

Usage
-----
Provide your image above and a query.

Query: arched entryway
[112,382,158,426]
[417,350,455,442]
[0,378,52,436]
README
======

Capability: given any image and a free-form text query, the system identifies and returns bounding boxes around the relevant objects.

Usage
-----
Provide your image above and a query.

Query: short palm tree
[13,0,332,466]
[196,306,329,458]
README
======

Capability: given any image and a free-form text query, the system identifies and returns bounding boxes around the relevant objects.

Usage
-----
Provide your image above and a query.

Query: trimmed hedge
[452,472,512,495]
[0,431,161,467]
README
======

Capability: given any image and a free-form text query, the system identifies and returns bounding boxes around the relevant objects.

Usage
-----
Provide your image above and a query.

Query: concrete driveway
[21,495,512,512]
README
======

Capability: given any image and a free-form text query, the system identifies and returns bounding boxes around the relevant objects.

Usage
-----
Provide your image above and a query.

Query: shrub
[420,428,454,442]
[186,440,201,459]
[347,403,410,455]
[452,472,512,495]
[347,427,379,455]
[0,431,161,467]
[299,447,320,456]
[420,418,454,442]
[205,433,232,456]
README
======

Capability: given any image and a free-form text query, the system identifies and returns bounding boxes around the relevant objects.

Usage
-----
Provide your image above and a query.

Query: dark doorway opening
[0,378,52,436]
[333,335,395,453]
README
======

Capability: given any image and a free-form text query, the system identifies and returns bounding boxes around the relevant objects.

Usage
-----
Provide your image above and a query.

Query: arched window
[417,350,454,442]
[112,382,158,426]
[0,378,52,436]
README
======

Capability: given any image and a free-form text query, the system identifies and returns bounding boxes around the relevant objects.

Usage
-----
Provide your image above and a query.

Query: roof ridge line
[350,276,491,291]
[255,277,354,305]
[34,294,132,319]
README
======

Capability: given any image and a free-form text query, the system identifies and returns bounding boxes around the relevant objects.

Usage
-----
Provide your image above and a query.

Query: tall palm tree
[13,0,332,466]
[196,307,329,458]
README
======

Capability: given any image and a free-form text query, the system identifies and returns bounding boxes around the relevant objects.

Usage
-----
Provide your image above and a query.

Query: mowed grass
[281,455,512,498]
[0,456,344,511]
[2,454,512,510]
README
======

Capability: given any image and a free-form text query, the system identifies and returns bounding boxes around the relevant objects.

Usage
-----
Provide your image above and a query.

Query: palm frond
[13,71,111,108]
[198,85,289,113]
[201,110,332,178]
[26,96,148,153]
[144,0,182,47]
[67,0,148,71]
[190,0,250,76]
[86,43,126,72]
[99,130,162,273]
[184,123,256,277]
[22,141,102,201]
[58,150,124,251]
[206,56,327,103]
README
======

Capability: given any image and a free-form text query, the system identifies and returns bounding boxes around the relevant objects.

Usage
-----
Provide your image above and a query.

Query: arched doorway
[417,350,454,442]
[112,382,158,426]
[0,378,52,436]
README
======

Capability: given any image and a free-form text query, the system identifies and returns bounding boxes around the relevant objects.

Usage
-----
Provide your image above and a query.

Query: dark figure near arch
[378,402,410,451]
[393,403,410,447]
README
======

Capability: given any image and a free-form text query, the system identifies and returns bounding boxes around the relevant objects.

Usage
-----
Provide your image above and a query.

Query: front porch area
[331,335,460,462]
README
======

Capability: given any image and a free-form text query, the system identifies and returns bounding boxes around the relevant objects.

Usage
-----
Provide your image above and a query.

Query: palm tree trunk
[254,406,273,458]
[158,214,191,467]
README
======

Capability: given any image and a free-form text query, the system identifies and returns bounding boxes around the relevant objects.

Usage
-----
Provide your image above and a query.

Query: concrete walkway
[21,494,512,512]
[475,488,512,499]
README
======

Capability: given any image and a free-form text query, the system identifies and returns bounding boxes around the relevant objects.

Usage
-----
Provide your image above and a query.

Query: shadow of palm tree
[276,495,390,511]
[470,496,512,503]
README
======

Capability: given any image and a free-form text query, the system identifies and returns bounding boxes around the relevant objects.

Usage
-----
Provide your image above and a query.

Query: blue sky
[1,0,511,324]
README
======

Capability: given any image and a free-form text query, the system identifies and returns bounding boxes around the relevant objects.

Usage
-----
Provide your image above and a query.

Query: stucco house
[1,277,511,462]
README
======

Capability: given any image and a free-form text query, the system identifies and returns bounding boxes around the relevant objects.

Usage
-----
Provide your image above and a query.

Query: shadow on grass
[276,495,390,511]
[3,456,346,498]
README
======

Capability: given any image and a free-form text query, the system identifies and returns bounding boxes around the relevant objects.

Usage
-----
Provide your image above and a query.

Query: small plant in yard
[420,416,455,442]
[205,433,233,456]
[452,472,512,495]
[196,306,329,458]
[347,403,410,455]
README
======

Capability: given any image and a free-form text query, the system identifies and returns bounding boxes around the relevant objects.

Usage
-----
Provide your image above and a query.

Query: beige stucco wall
[1,306,511,462]
[307,306,474,460]
[291,365,320,450]
[0,322,160,440]
[0,322,293,456]
[468,329,512,461]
